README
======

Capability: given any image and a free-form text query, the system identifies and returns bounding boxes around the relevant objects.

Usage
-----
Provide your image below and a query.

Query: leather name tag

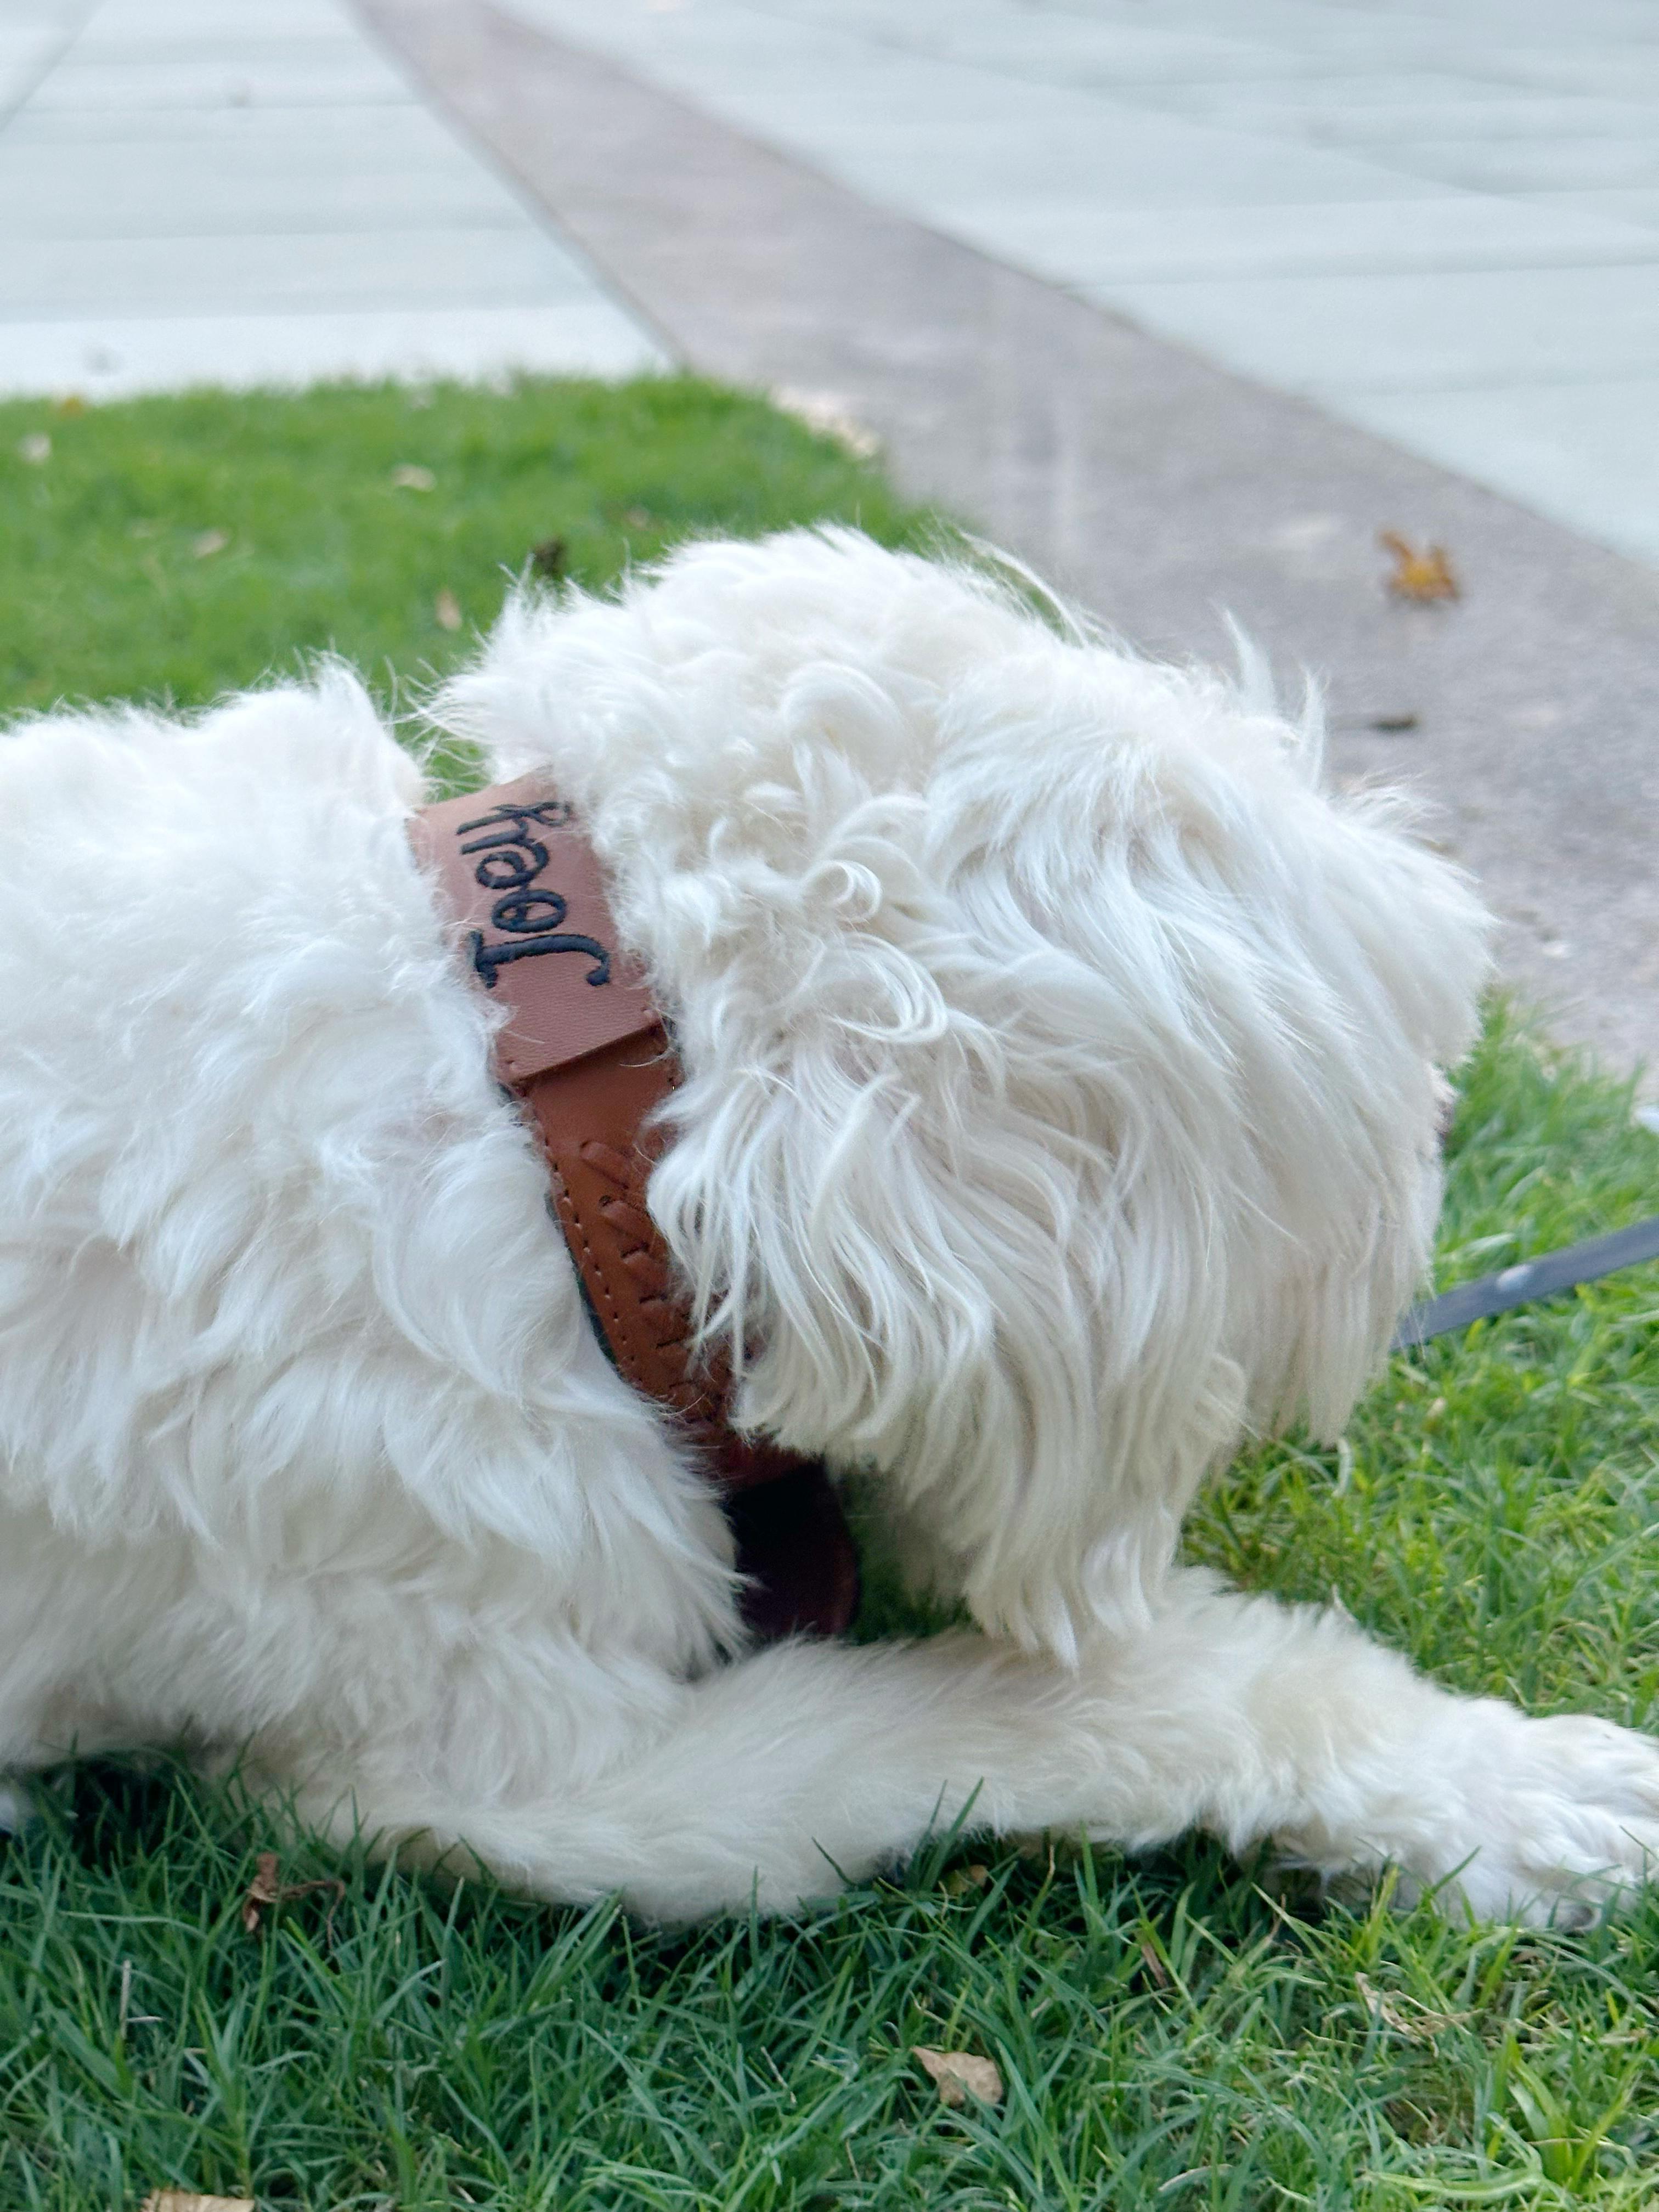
[408,772,659,1084]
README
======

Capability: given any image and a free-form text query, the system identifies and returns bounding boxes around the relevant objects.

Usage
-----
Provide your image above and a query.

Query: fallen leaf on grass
[54,393,87,417]
[141,2193,255,2211]
[192,529,229,559]
[392,462,436,492]
[1379,531,1459,603]
[771,386,882,460]
[435,587,463,631]
[915,2046,1004,2108]
[1355,1970,1467,2042]
[239,1848,346,1943]
[942,1862,990,1898]
[529,535,568,579]
[17,433,50,465]
[241,1850,283,1933]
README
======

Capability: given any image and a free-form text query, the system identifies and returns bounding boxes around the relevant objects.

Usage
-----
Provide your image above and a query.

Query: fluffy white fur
[2,526,1655,1925]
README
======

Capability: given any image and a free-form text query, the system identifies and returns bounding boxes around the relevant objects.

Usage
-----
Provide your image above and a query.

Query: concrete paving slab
[4,94,467,141]
[26,51,418,105]
[74,0,352,32]
[506,4,1466,214]
[1151,89,1659,144]
[769,0,1655,84]
[496,0,1659,568]
[1503,52,1659,99]
[0,11,72,110]
[771,6,1372,89]
[926,194,1659,287]
[1204,4,1651,62]
[0,302,663,396]
[1341,377,1659,567]
[0,0,666,393]
[1522,186,1659,231]
[854,105,1461,214]
[1144,77,1622,124]
[0,225,608,314]
[767,0,1362,82]
[363,0,1659,1086]
[72,10,363,44]
[1092,261,1659,395]
[0,138,514,236]
[1397,137,1659,193]
[69,17,366,52]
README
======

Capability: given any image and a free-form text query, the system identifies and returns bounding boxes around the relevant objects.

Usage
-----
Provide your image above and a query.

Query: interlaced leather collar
[410,774,858,1641]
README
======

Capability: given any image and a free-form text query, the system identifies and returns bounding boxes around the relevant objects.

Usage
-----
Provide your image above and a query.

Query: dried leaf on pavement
[1380,531,1459,602]
[915,2045,1004,2107]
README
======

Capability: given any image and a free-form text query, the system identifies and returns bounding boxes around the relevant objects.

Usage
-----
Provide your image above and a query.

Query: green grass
[3,381,1659,2211]
[0,376,928,720]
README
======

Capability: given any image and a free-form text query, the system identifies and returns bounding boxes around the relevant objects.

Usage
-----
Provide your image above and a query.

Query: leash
[1392,1214,1659,1352]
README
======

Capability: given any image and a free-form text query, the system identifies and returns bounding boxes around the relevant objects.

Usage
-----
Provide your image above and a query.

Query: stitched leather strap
[410,776,759,1458]
[410,775,859,1635]
[525,1045,814,1487]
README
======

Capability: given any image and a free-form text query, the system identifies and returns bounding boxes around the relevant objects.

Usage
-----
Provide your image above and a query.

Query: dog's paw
[1414,1703,1659,1927]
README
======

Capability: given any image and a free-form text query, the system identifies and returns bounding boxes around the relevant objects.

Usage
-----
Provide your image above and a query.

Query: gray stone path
[504,0,1659,571]
[370,0,1659,1084]
[0,0,663,395]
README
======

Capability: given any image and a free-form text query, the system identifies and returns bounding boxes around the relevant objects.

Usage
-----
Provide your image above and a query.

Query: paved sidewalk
[506,0,1659,569]
[0,0,664,395]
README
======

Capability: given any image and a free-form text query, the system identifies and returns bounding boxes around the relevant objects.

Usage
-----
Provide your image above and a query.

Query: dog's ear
[641,899,1237,1660]
[638,752,1489,1663]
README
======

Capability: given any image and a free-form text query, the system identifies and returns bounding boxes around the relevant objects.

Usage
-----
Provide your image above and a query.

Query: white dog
[2,527,1655,1926]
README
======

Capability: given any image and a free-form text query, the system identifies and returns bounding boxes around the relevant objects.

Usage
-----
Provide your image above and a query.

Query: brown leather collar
[410,774,857,1640]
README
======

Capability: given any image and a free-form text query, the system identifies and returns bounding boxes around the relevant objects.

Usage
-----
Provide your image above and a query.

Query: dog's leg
[288,1569,1659,1923]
